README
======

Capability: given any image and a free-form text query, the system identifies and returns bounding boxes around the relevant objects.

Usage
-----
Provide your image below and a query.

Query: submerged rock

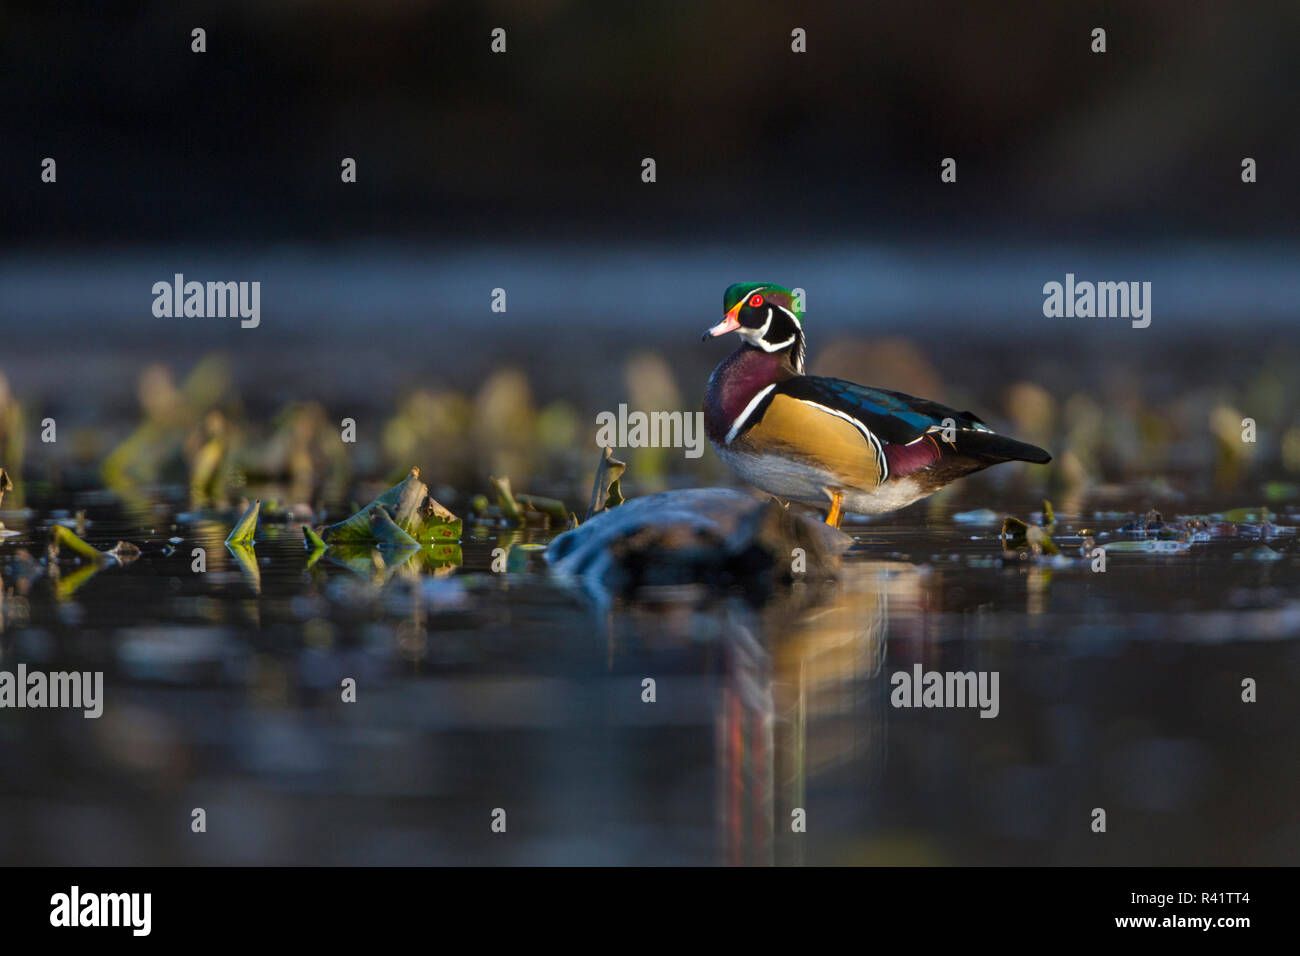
[546,488,852,598]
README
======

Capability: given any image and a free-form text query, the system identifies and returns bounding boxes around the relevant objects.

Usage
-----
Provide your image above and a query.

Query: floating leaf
[52,524,111,564]
[322,467,461,546]
[226,499,261,546]
[55,563,101,601]
[225,541,262,593]
[326,544,420,586]
[421,542,464,573]
[420,499,462,541]
[1000,515,1057,555]
[368,507,419,549]
[1000,516,1030,545]
[302,524,327,568]
[323,469,424,540]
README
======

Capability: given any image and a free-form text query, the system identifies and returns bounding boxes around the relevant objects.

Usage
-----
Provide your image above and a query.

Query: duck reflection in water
[586,557,926,865]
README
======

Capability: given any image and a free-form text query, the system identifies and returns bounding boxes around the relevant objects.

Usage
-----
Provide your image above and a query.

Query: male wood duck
[702,283,1051,528]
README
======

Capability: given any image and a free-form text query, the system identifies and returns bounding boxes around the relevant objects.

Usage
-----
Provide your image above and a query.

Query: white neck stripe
[725,384,777,444]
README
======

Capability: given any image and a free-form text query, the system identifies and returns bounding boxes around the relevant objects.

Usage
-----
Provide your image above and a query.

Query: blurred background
[1,0,1298,502]
[0,1,1297,866]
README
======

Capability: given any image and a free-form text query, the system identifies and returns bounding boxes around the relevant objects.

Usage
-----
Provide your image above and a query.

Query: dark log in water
[546,488,853,597]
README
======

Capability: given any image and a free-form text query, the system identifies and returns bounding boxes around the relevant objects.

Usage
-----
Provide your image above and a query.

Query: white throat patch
[738,304,804,371]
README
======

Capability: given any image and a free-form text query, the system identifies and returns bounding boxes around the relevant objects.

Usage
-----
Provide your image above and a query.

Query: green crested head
[722,283,802,320]
[705,282,807,372]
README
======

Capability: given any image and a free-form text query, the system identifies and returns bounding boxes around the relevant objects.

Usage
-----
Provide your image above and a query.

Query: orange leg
[825,490,844,529]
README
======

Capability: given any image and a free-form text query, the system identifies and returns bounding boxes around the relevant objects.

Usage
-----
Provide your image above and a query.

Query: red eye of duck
[748,294,764,308]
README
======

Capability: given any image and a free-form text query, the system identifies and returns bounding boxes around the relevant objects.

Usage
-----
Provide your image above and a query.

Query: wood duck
[702,283,1051,528]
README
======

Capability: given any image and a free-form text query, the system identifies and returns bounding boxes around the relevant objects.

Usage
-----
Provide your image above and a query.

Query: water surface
[2,493,1294,865]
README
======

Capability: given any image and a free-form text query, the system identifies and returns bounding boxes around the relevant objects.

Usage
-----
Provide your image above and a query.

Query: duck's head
[703,283,806,372]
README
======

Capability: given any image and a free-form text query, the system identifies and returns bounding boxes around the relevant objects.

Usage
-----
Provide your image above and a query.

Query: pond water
[1,239,1296,864]
[2,491,1295,865]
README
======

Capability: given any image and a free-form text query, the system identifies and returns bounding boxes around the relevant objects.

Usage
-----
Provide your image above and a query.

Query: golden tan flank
[737,393,883,488]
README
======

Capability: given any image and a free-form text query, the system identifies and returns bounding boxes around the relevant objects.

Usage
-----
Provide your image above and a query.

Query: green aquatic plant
[320,467,461,548]
[225,541,262,593]
[514,493,568,522]
[225,499,261,546]
[487,475,572,528]
[586,446,626,520]
[256,401,351,507]
[52,524,113,564]
[295,469,467,576]
[325,542,422,586]
[490,475,523,525]
[54,563,102,601]
[368,507,419,549]
[103,356,233,498]
[48,524,143,599]
[421,542,463,573]
[1000,499,1059,555]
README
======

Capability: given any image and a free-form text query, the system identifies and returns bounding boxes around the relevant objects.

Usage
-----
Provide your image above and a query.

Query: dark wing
[767,377,1051,475]
[774,377,991,445]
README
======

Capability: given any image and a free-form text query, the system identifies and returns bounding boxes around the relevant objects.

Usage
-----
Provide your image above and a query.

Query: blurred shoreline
[2,239,1296,406]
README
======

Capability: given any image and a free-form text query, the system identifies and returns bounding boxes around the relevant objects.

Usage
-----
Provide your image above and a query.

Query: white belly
[712,444,931,515]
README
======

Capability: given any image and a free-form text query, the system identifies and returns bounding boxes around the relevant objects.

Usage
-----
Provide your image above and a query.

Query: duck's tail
[958,431,1052,465]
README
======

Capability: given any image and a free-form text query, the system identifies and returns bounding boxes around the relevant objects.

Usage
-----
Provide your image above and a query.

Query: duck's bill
[702,316,741,340]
